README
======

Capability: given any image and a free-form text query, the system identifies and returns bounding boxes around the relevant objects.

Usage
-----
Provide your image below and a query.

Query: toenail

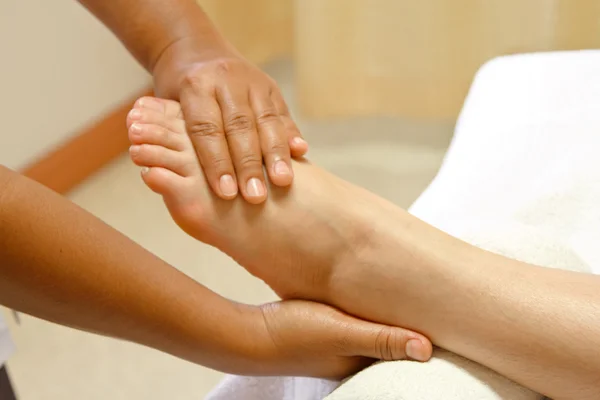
[130,123,142,135]
[137,97,163,111]
[246,178,266,198]
[273,160,291,176]
[129,109,142,120]
[219,174,237,197]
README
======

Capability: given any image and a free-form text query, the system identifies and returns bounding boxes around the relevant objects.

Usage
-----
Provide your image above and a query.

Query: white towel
[206,375,337,400]
[205,50,600,400]
[0,315,14,367]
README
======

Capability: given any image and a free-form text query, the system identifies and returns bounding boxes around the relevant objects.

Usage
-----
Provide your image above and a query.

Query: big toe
[134,97,183,119]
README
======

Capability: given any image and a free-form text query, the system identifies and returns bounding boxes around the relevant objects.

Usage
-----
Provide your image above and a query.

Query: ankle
[261,182,379,302]
[324,205,433,324]
[318,204,388,301]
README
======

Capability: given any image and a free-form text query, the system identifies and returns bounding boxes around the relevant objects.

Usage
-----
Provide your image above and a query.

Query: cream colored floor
[2,61,454,399]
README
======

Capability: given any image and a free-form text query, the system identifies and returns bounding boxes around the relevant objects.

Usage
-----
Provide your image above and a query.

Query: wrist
[185,299,290,376]
[221,302,280,375]
[137,280,272,375]
[180,298,276,375]
[151,35,240,100]
[229,302,309,376]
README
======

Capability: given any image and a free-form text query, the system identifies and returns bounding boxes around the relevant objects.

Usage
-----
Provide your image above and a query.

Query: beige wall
[0,1,149,170]
[294,0,600,120]
[199,0,294,65]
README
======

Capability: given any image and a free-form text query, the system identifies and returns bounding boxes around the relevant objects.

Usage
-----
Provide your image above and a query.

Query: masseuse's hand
[153,39,308,205]
[255,300,432,378]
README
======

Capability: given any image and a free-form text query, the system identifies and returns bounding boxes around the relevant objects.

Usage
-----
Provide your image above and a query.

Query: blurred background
[0,0,598,398]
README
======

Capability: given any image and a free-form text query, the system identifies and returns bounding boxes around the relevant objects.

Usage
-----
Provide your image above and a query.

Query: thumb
[338,318,433,362]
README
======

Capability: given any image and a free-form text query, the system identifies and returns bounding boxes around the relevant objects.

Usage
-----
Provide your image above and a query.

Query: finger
[250,89,293,187]
[180,77,238,200]
[335,317,432,362]
[271,91,308,158]
[218,82,267,204]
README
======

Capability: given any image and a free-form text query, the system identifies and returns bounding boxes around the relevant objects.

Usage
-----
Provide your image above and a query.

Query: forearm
[0,166,264,374]
[77,0,232,74]
[360,219,600,399]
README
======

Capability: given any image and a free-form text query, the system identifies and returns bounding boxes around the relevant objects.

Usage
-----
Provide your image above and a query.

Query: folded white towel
[410,50,600,261]
[206,50,600,400]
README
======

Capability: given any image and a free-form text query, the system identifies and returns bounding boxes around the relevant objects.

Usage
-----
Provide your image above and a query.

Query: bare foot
[125,97,384,300]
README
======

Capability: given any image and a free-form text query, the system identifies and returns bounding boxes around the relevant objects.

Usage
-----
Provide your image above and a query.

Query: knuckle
[256,108,280,125]
[375,327,396,361]
[224,113,254,135]
[202,155,232,173]
[266,142,287,155]
[187,120,222,138]
[181,69,203,90]
[214,59,232,75]
[237,152,262,169]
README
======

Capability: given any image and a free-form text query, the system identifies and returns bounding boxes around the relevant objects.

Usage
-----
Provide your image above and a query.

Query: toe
[135,97,183,119]
[127,107,186,135]
[128,122,185,151]
[134,97,165,113]
[160,98,183,119]
[130,144,193,176]
[140,167,186,197]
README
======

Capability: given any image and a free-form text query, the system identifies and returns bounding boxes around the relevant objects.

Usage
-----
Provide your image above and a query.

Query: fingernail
[273,160,291,176]
[141,167,150,174]
[246,178,266,198]
[405,339,427,362]
[292,137,307,147]
[129,109,142,120]
[129,145,140,156]
[219,174,237,197]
